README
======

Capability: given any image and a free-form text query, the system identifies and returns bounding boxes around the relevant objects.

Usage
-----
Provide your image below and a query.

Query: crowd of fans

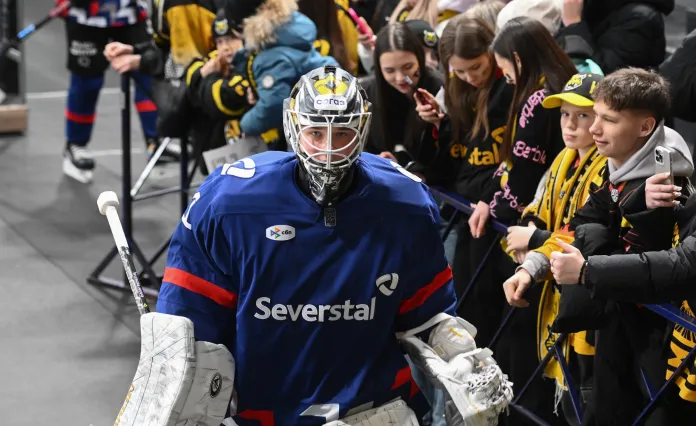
[73,0,696,424]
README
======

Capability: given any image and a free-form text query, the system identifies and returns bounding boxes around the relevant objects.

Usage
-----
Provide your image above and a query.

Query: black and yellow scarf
[523,146,607,389]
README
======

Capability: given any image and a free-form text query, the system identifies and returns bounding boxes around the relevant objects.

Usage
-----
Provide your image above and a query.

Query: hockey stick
[0,1,71,63]
[97,191,151,315]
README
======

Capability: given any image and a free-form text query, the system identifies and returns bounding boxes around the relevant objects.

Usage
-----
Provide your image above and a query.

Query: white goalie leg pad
[114,312,235,426]
[322,399,419,426]
[398,314,514,426]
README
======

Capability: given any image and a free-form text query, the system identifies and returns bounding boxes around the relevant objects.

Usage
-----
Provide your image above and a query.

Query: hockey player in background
[57,0,176,183]
[156,65,511,425]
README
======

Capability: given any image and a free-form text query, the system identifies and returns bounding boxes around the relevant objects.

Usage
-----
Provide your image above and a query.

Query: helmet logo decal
[313,76,348,95]
[313,94,347,111]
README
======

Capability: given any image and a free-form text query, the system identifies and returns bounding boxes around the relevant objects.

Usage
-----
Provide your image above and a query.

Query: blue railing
[429,187,696,425]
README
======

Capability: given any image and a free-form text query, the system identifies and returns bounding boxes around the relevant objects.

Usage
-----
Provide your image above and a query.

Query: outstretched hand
[550,239,585,285]
[503,269,532,307]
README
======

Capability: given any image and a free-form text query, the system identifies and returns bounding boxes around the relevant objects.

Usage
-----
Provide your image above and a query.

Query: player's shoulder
[358,153,439,224]
[192,151,298,217]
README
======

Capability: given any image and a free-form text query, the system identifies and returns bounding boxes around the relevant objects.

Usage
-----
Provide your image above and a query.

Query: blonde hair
[464,0,505,30]
[389,0,439,30]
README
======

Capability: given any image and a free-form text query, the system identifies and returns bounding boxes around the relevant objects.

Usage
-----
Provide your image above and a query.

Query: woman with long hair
[469,16,577,234]
[416,13,515,350]
[467,16,577,426]
[360,22,444,171]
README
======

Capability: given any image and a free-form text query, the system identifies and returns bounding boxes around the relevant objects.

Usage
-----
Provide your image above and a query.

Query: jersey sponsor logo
[376,273,399,296]
[266,225,295,241]
[254,297,377,322]
[314,94,348,111]
[222,157,256,178]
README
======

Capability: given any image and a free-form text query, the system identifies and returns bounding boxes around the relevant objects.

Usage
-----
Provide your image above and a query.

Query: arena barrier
[430,186,696,425]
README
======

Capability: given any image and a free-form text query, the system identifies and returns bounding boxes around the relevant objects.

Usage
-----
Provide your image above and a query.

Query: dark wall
[0,0,22,98]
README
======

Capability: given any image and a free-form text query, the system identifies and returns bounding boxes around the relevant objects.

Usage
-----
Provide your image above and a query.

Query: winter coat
[231,0,338,149]
[661,28,696,122]
[557,0,674,73]
[583,195,696,405]
[547,122,694,425]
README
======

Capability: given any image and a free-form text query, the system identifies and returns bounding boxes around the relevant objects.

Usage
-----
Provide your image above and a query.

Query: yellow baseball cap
[542,73,603,109]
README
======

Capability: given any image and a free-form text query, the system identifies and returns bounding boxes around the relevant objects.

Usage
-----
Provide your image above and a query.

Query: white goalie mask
[283,66,372,205]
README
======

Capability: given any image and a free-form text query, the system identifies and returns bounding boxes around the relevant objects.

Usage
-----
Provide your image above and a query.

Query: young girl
[360,22,444,176]
[504,73,607,426]
[469,16,577,426]
[416,15,513,345]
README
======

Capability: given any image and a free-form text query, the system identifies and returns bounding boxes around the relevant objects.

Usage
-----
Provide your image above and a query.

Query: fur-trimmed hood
[243,0,315,51]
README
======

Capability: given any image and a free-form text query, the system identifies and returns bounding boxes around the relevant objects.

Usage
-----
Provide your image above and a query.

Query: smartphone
[655,146,674,185]
[404,76,427,102]
[347,8,372,36]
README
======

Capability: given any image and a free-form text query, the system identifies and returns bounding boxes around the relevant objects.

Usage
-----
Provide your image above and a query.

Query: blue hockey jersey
[59,0,148,28]
[157,152,457,426]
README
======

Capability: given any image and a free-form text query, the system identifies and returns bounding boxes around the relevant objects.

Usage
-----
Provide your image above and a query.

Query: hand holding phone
[414,90,444,125]
[654,146,674,185]
[646,146,682,209]
[348,8,372,36]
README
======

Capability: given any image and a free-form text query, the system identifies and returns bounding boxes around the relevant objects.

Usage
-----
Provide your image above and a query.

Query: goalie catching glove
[114,313,235,426]
[399,314,514,426]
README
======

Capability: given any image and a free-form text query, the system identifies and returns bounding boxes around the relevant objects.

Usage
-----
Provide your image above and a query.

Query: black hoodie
[661,28,696,122]
[557,0,675,73]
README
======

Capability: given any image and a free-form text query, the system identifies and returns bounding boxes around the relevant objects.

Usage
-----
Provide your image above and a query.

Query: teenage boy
[505,67,694,425]
[502,72,607,424]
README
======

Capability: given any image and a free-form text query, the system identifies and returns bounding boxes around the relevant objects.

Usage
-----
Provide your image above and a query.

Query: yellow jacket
[333,0,359,75]
[152,0,217,68]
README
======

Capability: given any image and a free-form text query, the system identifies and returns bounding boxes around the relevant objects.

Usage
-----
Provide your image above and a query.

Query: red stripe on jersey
[163,267,238,308]
[390,366,420,399]
[398,266,453,314]
[135,100,157,113]
[238,409,275,426]
[410,377,420,399]
[66,110,96,124]
[89,1,99,16]
[391,366,412,390]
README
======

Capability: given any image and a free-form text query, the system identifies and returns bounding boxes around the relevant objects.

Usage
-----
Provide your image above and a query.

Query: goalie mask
[283,66,371,205]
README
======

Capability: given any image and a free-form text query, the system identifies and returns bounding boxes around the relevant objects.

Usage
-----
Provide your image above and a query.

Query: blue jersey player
[57,0,179,183]
[156,66,462,425]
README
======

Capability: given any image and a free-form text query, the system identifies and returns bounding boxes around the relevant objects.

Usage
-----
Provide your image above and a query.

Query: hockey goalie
[116,65,512,426]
